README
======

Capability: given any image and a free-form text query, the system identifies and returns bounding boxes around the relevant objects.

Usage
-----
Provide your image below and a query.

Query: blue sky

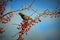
[0,0,60,40]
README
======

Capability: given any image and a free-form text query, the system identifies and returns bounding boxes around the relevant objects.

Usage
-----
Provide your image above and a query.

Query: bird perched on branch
[18,12,33,21]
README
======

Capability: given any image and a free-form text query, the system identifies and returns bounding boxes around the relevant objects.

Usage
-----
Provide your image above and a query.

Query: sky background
[0,0,60,40]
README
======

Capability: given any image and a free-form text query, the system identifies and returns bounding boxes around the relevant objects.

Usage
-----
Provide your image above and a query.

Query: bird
[18,12,33,21]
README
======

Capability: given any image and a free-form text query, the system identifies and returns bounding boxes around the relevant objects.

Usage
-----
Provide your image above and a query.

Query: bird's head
[18,12,23,15]
[19,12,22,15]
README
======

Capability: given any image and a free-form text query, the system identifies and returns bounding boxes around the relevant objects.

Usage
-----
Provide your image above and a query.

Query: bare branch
[3,0,35,17]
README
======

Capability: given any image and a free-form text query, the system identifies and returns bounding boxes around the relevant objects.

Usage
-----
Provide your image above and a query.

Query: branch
[3,0,35,17]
